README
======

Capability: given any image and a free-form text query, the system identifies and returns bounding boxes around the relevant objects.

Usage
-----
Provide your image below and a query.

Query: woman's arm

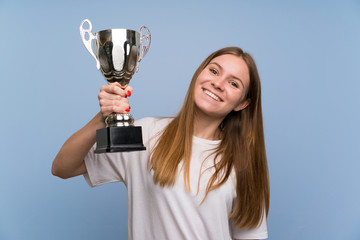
[51,112,104,179]
[51,83,132,179]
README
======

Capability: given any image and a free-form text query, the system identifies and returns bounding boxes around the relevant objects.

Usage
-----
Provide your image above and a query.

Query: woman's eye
[230,81,239,88]
[209,68,218,75]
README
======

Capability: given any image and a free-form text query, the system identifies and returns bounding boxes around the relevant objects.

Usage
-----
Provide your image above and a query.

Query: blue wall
[1,0,359,239]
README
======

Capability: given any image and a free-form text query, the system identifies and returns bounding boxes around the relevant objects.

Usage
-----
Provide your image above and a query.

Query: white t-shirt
[84,117,268,240]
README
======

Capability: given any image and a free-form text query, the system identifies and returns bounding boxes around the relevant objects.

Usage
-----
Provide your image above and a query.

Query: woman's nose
[211,77,225,91]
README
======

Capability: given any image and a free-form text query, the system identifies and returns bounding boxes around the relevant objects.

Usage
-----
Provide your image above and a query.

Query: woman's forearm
[51,112,105,179]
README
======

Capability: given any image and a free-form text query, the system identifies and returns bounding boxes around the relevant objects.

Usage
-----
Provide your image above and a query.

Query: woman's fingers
[98,84,132,117]
[99,84,133,98]
[99,99,130,116]
[124,85,133,97]
[98,89,122,101]
[100,84,126,97]
[100,104,130,116]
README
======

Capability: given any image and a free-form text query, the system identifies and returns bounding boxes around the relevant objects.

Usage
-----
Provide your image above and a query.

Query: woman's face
[194,54,250,120]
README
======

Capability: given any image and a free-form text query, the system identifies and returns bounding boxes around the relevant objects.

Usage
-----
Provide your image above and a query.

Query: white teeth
[204,90,220,101]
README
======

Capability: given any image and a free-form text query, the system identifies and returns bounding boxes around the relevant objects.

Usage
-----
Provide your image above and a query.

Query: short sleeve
[83,144,127,187]
[230,212,268,239]
[83,117,171,188]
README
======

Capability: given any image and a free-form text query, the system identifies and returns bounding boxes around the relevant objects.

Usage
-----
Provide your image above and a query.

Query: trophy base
[94,126,146,153]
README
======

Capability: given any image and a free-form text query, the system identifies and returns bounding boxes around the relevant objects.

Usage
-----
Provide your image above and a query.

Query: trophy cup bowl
[80,19,151,153]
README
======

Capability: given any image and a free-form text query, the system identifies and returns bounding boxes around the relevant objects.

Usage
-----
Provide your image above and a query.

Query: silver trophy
[80,19,151,153]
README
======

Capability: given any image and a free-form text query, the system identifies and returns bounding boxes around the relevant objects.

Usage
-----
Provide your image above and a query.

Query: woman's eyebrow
[209,61,223,70]
[208,61,245,88]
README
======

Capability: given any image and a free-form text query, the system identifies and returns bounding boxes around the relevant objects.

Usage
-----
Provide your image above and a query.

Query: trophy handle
[80,19,100,70]
[138,26,151,63]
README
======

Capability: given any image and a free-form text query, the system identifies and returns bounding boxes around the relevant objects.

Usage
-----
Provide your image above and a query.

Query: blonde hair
[150,47,270,229]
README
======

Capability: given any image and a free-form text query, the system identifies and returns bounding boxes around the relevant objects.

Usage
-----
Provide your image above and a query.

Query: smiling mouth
[203,89,222,102]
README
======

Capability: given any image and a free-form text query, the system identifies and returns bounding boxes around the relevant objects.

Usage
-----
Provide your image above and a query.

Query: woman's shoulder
[135,117,173,141]
[135,117,173,128]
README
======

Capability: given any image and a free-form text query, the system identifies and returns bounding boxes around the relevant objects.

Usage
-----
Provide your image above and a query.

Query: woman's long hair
[150,47,270,229]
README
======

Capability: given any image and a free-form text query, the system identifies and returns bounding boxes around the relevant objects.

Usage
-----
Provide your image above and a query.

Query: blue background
[1,0,359,239]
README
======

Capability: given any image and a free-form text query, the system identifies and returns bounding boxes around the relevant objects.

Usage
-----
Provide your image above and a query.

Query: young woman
[52,46,270,240]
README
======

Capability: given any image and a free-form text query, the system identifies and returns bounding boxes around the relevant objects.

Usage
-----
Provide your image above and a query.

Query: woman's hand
[98,83,133,119]
[52,83,133,179]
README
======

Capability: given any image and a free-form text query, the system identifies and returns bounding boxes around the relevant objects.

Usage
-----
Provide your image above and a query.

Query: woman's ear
[233,98,251,112]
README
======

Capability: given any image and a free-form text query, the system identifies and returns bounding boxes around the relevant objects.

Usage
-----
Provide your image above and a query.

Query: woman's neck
[193,112,223,140]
